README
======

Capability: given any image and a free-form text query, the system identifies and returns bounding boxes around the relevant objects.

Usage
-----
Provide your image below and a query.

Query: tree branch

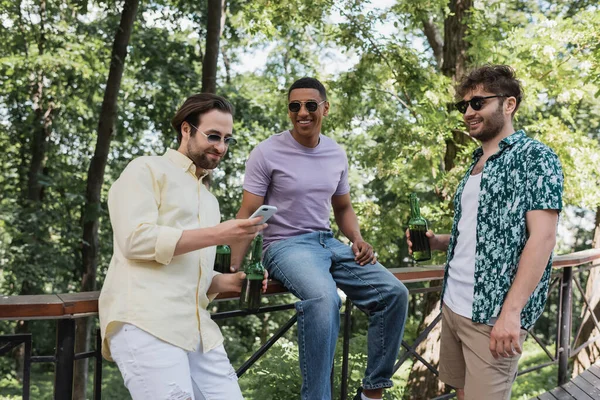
[422,15,443,68]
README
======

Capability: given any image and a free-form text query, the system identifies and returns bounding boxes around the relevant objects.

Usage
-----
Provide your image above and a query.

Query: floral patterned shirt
[441,130,564,329]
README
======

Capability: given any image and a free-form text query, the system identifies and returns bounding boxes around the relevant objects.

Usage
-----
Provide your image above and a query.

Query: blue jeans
[263,231,409,400]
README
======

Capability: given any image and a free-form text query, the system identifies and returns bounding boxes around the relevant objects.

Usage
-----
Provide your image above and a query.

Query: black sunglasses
[288,100,326,113]
[454,95,506,114]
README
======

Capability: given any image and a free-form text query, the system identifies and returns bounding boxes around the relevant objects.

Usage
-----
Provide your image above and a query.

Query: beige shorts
[439,305,527,400]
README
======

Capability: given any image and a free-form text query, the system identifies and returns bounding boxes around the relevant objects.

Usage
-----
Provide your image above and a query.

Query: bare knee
[456,388,465,400]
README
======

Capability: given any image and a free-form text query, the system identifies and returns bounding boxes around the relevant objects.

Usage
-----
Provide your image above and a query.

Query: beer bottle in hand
[214,245,231,273]
[408,193,431,262]
[239,235,264,312]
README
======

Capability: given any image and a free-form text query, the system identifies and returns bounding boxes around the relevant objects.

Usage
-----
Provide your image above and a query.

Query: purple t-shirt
[243,130,350,249]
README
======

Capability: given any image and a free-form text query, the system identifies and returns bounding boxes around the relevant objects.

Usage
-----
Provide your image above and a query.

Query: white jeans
[108,323,243,400]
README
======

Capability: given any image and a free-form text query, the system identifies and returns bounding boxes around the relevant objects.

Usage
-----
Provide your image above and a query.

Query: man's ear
[323,101,330,116]
[180,122,191,142]
[505,97,517,115]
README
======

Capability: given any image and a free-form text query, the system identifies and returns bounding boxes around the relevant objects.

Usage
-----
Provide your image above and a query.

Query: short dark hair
[288,77,327,100]
[456,65,523,116]
[171,93,234,144]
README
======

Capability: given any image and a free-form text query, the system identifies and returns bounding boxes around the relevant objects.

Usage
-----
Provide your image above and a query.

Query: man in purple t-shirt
[233,77,408,400]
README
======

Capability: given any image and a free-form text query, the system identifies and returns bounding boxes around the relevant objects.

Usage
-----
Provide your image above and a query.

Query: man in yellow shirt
[99,93,266,400]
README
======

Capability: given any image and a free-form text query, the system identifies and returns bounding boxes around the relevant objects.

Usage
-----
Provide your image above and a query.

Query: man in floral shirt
[407,65,563,400]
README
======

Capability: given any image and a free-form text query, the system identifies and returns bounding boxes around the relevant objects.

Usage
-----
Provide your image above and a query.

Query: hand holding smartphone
[249,205,277,224]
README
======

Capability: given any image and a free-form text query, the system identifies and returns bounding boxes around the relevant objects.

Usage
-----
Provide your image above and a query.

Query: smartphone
[249,205,277,224]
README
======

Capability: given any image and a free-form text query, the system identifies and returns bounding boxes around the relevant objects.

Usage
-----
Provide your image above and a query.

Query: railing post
[558,266,573,386]
[23,335,32,400]
[340,298,352,400]
[94,329,103,400]
[54,318,75,400]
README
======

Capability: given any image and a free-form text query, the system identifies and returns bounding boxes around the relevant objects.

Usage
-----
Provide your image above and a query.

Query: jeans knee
[388,281,409,308]
[320,293,342,315]
[299,293,341,317]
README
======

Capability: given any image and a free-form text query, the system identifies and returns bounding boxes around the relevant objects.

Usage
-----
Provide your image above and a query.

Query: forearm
[335,207,362,243]
[434,234,451,251]
[230,240,253,270]
[233,190,267,268]
[207,273,241,294]
[500,235,556,315]
[236,209,251,219]
[173,227,221,256]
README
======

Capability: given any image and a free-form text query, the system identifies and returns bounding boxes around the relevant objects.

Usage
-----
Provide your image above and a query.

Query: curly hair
[456,65,523,116]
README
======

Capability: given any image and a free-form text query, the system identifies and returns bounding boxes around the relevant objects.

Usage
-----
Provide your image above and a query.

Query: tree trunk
[405,295,445,399]
[422,15,443,68]
[73,1,139,398]
[222,47,232,85]
[441,0,471,81]
[442,0,472,173]
[573,207,600,376]
[15,0,52,380]
[406,1,472,398]
[201,0,226,93]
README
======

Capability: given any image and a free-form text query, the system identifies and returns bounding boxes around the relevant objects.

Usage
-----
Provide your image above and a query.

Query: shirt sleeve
[243,145,271,196]
[334,152,350,196]
[526,145,564,212]
[108,158,183,265]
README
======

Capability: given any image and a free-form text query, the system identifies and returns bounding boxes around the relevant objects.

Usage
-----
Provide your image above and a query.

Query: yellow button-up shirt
[99,149,223,361]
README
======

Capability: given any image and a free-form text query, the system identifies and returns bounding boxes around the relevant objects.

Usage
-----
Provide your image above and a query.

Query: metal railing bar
[556,274,564,360]
[399,343,440,377]
[558,267,573,385]
[394,312,442,373]
[236,313,298,377]
[74,350,96,360]
[0,341,23,355]
[94,329,102,400]
[0,334,31,340]
[31,355,56,363]
[212,303,296,320]
[0,334,30,356]
[571,335,600,357]
[526,330,556,361]
[517,360,557,376]
[340,298,352,400]
[22,335,31,400]
[573,277,600,337]
[431,393,456,399]
[572,303,589,348]
[54,319,75,399]
[408,286,443,295]
[548,276,560,292]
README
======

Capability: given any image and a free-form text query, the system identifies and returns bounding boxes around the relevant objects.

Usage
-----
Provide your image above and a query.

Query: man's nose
[298,104,310,116]
[464,104,476,118]
[213,140,227,152]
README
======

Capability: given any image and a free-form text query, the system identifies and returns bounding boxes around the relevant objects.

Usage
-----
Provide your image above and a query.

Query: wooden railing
[1,249,600,400]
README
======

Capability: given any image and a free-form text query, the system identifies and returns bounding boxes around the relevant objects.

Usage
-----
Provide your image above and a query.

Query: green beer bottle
[408,193,431,262]
[239,235,264,312]
[214,245,231,273]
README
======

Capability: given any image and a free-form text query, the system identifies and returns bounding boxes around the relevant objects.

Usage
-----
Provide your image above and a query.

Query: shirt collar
[472,129,526,159]
[164,149,208,180]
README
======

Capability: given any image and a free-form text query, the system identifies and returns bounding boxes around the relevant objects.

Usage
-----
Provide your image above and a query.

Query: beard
[468,103,505,142]
[187,142,220,170]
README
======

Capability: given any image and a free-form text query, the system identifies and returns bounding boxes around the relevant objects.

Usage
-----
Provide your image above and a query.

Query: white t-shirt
[443,172,482,319]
